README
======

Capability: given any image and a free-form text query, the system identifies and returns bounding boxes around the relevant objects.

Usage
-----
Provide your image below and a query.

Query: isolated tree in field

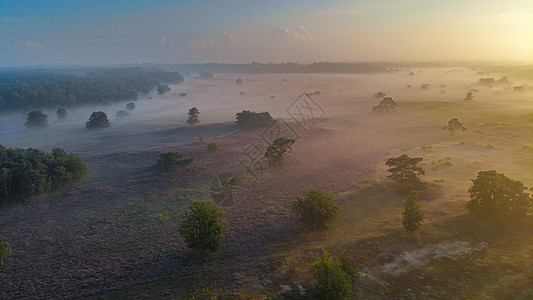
[372,97,398,114]
[464,91,474,101]
[25,110,49,128]
[116,110,129,117]
[467,170,532,223]
[56,108,68,120]
[236,77,243,85]
[264,137,295,167]
[156,152,193,172]
[157,83,171,95]
[179,201,224,252]
[235,110,273,127]
[0,236,12,265]
[186,107,200,125]
[402,192,424,239]
[443,118,466,135]
[293,189,339,230]
[313,250,356,300]
[126,102,135,111]
[386,154,425,187]
[207,142,219,152]
[86,111,110,129]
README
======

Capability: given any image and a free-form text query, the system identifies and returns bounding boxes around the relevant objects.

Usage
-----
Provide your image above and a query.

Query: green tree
[186,107,200,125]
[264,137,295,167]
[56,108,68,120]
[235,110,272,127]
[86,111,110,129]
[467,170,532,223]
[179,201,224,252]
[372,97,398,113]
[402,192,424,239]
[156,152,193,172]
[313,250,353,300]
[293,189,339,230]
[385,154,425,187]
[443,118,466,135]
[0,236,13,265]
[25,110,49,128]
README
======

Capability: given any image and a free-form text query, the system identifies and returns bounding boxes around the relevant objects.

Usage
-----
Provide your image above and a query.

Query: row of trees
[0,146,88,202]
[0,68,184,111]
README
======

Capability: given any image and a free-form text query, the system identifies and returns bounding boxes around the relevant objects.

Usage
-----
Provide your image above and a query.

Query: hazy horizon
[1,0,532,67]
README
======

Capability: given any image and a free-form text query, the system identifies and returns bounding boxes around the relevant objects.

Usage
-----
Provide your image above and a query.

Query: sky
[1,0,532,67]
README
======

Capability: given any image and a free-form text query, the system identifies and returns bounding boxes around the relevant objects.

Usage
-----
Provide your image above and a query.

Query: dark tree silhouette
[372,97,398,114]
[86,111,110,129]
[264,137,295,167]
[126,103,135,111]
[236,77,243,85]
[157,84,171,95]
[56,108,68,120]
[156,152,193,172]
[467,170,532,223]
[443,118,466,135]
[186,107,200,125]
[402,192,424,239]
[235,110,272,127]
[116,110,130,117]
[386,154,425,187]
[373,91,386,99]
[25,111,49,128]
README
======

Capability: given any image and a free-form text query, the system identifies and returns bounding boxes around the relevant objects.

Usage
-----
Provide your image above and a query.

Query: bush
[313,250,353,300]
[86,111,110,129]
[56,108,68,120]
[25,110,49,128]
[157,84,171,95]
[179,201,224,252]
[372,97,398,114]
[0,146,88,202]
[235,110,272,127]
[264,137,295,167]
[293,189,339,230]
[0,236,12,265]
[466,170,532,223]
[156,152,193,172]
[126,102,135,111]
[207,142,219,152]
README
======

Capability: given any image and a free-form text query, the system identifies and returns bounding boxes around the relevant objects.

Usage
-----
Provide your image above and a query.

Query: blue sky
[1,0,531,67]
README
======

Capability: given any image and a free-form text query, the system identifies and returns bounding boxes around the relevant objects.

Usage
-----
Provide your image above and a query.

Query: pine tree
[402,192,424,239]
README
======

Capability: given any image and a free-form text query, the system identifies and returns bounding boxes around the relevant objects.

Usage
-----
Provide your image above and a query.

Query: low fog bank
[1,67,531,158]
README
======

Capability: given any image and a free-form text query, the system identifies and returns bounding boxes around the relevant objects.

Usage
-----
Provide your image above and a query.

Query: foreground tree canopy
[467,170,532,223]
[0,68,184,111]
[0,146,88,202]
[25,110,49,129]
[86,111,110,129]
[179,201,224,252]
[372,97,398,113]
[293,189,339,230]
[443,118,466,135]
[313,250,359,300]
[235,110,273,127]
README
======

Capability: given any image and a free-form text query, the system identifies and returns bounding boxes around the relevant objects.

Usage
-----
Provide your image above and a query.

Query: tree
[179,201,224,252]
[157,84,171,95]
[25,110,49,128]
[207,142,219,152]
[293,189,339,230]
[156,152,193,172]
[420,83,431,89]
[312,250,354,300]
[466,170,532,223]
[464,91,474,101]
[402,192,424,239]
[236,77,243,85]
[86,111,110,129]
[56,108,68,120]
[385,154,425,187]
[373,91,386,99]
[186,107,200,126]
[0,236,12,265]
[126,103,135,111]
[372,97,398,114]
[235,110,273,127]
[443,118,466,135]
[199,72,214,79]
[264,137,295,167]
[116,110,130,117]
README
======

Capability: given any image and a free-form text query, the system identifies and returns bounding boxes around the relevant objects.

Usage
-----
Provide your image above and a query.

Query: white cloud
[271,25,312,41]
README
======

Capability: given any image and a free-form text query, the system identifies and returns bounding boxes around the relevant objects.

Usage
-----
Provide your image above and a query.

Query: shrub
[313,250,353,300]
[264,137,295,167]
[372,97,398,114]
[56,108,68,120]
[0,236,12,265]
[293,189,339,230]
[86,111,110,129]
[207,142,219,152]
[402,192,424,239]
[179,201,224,252]
[156,152,193,172]
[157,84,171,95]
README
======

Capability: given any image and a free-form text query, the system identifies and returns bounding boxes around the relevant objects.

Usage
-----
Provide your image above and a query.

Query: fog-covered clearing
[0,67,532,299]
